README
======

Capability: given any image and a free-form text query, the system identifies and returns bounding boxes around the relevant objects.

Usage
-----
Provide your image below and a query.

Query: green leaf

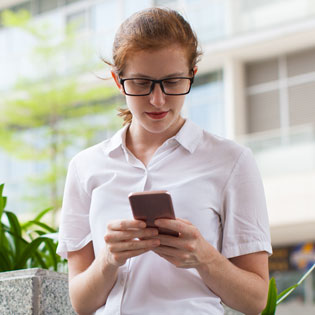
[0,249,12,271]
[25,221,56,233]
[15,237,49,269]
[0,183,6,219]
[21,207,53,229]
[261,277,277,315]
[276,263,315,304]
[33,250,48,269]
[277,284,298,302]
[33,207,53,222]
[42,238,58,270]
[4,211,22,258]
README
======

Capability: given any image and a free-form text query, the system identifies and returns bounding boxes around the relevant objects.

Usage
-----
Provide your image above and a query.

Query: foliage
[261,263,315,314]
[0,183,66,272]
[0,10,122,215]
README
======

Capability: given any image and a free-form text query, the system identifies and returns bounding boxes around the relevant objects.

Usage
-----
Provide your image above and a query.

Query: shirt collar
[102,123,129,155]
[102,119,203,156]
[172,119,203,154]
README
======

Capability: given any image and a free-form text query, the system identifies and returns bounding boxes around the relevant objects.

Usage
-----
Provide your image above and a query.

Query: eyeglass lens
[123,78,191,95]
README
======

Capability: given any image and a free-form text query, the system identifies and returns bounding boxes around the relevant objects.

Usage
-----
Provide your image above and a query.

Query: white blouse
[57,119,272,315]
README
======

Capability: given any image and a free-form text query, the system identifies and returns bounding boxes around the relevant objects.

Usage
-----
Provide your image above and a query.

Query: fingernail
[139,221,146,228]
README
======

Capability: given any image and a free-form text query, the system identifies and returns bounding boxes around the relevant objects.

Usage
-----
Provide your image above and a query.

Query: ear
[193,66,198,76]
[111,71,125,94]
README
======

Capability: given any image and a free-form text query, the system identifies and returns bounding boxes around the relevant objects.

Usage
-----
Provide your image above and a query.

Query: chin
[145,124,170,134]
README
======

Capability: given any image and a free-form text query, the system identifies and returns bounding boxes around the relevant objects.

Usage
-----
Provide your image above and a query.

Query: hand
[104,219,160,267]
[152,218,215,269]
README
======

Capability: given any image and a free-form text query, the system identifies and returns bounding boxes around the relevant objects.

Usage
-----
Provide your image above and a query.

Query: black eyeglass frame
[119,76,195,96]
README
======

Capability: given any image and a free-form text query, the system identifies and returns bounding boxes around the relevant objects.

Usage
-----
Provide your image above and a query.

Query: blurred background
[0,0,314,313]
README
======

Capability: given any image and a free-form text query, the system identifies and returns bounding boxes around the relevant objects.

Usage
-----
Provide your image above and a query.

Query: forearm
[69,254,119,315]
[196,252,268,315]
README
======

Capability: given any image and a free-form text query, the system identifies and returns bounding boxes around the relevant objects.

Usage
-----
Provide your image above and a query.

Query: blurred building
[0,0,315,311]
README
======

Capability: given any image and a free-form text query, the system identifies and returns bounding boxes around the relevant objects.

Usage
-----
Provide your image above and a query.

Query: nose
[150,82,166,108]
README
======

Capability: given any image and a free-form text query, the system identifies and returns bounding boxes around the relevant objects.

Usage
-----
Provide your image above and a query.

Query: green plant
[0,183,67,272]
[262,263,315,314]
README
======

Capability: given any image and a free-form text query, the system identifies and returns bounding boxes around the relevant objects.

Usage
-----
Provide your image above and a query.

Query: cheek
[125,97,143,113]
[171,97,185,110]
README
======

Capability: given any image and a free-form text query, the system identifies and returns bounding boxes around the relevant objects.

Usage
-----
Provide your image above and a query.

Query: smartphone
[128,190,179,236]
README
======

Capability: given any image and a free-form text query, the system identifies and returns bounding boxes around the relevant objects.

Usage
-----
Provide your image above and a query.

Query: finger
[176,217,193,225]
[153,249,194,268]
[116,247,154,262]
[154,218,191,234]
[111,248,153,266]
[153,245,181,257]
[153,246,196,267]
[109,238,160,253]
[105,228,159,243]
[108,219,146,231]
[153,234,187,249]
[152,250,176,262]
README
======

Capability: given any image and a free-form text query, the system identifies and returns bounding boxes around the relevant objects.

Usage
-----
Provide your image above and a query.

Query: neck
[125,117,185,166]
[127,117,185,149]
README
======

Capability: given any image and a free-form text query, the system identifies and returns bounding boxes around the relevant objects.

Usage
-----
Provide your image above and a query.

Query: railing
[239,123,315,152]
[237,123,315,176]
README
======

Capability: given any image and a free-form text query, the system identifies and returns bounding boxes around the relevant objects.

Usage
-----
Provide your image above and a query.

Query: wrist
[196,246,222,275]
[97,250,119,277]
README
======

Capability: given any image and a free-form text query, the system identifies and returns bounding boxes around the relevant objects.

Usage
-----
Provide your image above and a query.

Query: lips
[146,111,169,119]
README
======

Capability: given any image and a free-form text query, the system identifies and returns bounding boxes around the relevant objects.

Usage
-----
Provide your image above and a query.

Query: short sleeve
[221,148,272,258]
[56,157,92,259]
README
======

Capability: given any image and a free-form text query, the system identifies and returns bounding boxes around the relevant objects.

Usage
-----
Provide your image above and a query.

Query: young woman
[57,8,272,315]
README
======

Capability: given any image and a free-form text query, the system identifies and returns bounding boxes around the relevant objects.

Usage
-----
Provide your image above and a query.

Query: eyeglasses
[119,76,194,96]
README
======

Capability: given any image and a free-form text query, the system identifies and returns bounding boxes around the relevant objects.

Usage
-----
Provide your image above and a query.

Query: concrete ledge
[0,268,75,315]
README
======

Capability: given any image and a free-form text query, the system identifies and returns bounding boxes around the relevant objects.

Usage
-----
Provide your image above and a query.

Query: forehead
[123,45,190,77]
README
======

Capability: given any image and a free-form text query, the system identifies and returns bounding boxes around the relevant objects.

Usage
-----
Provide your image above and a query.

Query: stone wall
[0,268,75,315]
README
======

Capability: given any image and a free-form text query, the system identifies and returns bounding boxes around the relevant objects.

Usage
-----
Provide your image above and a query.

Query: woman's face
[114,44,194,138]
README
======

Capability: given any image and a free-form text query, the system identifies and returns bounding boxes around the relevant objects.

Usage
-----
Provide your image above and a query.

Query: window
[185,0,225,43]
[36,0,58,14]
[185,71,225,136]
[245,47,315,134]
[11,1,32,13]
[154,0,177,5]
[240,0,278,11]
[247,91,281,133]
[65,0,81,5]
[66,10,88,32]
[124,0,152,18]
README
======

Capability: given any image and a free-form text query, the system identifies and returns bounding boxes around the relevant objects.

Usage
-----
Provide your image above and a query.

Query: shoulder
[69,126,125,168]
[70,141,107,167]
[68,133,120,178]
[198,127,250,166]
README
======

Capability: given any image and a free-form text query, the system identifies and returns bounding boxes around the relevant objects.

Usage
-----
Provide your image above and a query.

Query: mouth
[145,111,169,120]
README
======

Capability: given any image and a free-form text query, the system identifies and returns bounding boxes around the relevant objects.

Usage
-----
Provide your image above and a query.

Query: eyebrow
[127,72,187,79]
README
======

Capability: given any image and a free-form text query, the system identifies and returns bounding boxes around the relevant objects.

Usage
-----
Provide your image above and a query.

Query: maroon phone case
[128,190,179,237]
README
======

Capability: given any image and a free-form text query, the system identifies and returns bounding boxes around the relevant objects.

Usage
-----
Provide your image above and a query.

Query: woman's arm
[197,251,269,315]
[68,242,118,315]
[68,220,160,315]
[153,218,269,315]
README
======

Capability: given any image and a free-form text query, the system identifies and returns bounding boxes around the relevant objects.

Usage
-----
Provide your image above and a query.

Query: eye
[132,79,151,86]
[164,79,180,85]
